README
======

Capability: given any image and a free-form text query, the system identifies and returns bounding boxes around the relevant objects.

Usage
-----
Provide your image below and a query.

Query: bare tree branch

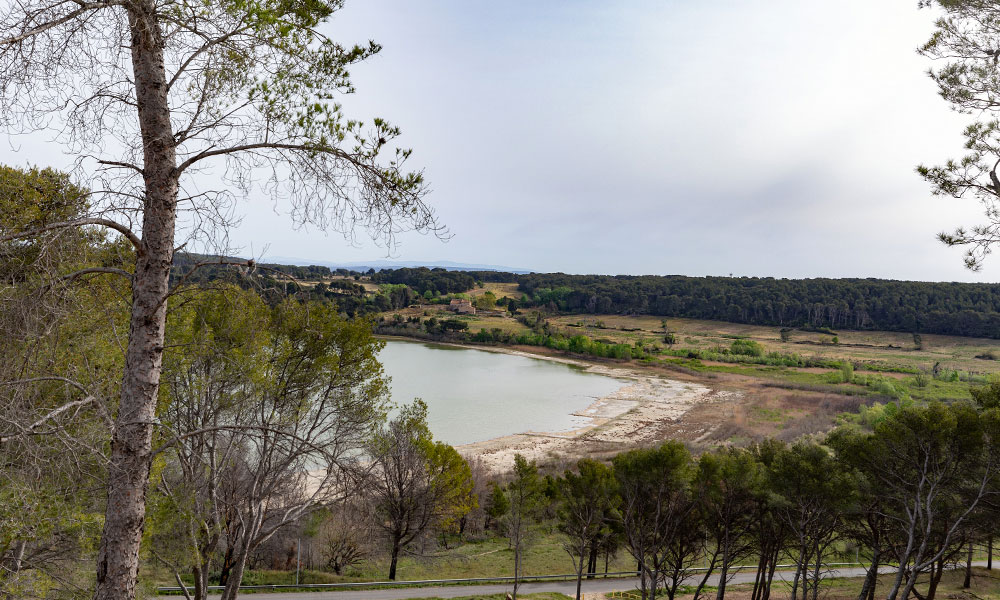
[0,217,141,252]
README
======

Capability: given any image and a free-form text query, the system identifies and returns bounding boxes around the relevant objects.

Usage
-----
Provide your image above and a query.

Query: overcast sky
[4,0,995,281]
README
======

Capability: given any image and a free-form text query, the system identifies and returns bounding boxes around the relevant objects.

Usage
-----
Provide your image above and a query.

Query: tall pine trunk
[575,547,585,600]
[964,541,973,589]
[715,543,730,600]
[764,549,779,600]
[752,547,779,600]
[94,2,178,599]
[512,535,523,600]
[811,543,822,600]
[927,557,945,600]
[751,552,766,600]
[790,540,808,600]
[638,560,648,600]
[587,544,599,579]
[857,548,879,600]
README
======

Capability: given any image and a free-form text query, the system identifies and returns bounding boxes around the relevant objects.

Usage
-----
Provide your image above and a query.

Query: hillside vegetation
[173,257,1000,339]
[375,268,1000,339]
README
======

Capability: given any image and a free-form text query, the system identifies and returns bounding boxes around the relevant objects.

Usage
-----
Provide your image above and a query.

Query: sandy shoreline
[382,338,729,472]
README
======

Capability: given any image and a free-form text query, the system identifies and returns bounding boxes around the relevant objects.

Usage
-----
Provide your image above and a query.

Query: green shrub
[730,339,765,357]
[839,361,854,383]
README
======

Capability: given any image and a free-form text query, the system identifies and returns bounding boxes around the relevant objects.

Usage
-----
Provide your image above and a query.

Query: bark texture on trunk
[574,558,584,600]
[857,550,879,600]
[764,553,778,600]
[388,539,401,581]
[927,557,945,600]
[219,542,251,600]
[192,565,206,600]
[751,553,766,600]
[94,2,178,599]
[790,541,808,600]
[512,542,522,600]
[964,541,973,589]
[219,546,235,587]
[716,561,730,600]
[811,545,822,600]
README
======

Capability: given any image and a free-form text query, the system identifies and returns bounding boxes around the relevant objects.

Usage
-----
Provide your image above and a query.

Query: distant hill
[262,256,532,274]
[173,254,1000,339]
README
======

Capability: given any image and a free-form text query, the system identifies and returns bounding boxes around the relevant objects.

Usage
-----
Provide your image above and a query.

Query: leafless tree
[151,288,389,600]
[0,2,438,598]
[501,454,544,600]
[458,456,491,539]
[316,502,375,576]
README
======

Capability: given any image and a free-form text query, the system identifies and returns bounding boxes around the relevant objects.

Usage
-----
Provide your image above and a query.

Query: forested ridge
[173,256,1000,339]
[373,268,1000,339]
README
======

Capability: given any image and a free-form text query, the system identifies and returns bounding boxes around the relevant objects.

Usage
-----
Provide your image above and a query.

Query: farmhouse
[448,298,476,314]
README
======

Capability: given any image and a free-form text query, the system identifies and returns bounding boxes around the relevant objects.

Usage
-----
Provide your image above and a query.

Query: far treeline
[205,261,1000,339]
[374,269,1000,338]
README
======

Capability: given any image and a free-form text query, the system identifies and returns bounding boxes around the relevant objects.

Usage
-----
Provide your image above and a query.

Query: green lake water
[378,340,627,446]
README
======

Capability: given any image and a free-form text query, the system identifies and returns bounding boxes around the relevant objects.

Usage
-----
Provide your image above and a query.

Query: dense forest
[374,268,1000,339]
[172,258,1000,339]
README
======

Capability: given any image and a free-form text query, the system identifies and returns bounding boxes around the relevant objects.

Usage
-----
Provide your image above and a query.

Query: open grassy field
[467,282,522,300]
[164,531,998,600]
[344,532,635,582]
[384,306,1000,384]
[659,567,1000,600]
[549,314,1000,375]
[161,531,636,588]
[801,567,1000,600]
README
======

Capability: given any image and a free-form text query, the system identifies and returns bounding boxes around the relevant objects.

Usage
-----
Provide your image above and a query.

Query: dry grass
[812,566,1000,600]
[303,275,382,293]
[468,282,522,299]
[663,566,1000,600]
[549,315,1000,376]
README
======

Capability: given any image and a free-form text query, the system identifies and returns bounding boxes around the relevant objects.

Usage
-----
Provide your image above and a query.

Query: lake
[378,339,627,445]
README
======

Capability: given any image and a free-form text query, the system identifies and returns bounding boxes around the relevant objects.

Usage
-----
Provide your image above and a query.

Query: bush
[839,361,854,384]
[440,318,469,332]
[730,339,765,357]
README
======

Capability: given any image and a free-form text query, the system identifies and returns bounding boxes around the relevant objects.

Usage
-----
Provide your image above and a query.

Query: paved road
[196,564,884,600]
